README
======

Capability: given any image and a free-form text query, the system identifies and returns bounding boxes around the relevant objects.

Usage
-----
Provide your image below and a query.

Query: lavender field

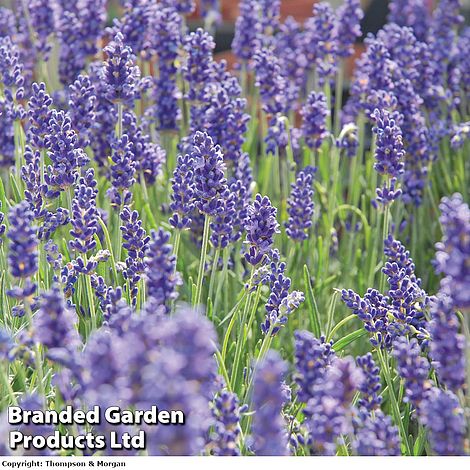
[0,0,469,457]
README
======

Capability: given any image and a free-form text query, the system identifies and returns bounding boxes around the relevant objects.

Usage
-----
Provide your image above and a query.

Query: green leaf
[333,329,367,350]
[303,265,321,338]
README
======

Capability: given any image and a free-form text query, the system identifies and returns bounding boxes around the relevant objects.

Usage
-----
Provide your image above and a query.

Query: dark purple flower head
[305,357,363,455]
[144,228,181,314]
[258,0,281,45]
[244,194,280,266]
[149,6,182,132]
[161,0,195,15]
[294,330,335,403]
[336,0,363,58]
[303,2,338,81]
[388,0,431,42]
[429,294,466,392]
[102,32,140,104]
[28,0,54,59]
[392,336,431,411]
[434,194,470,310]
[120,207,150,307]
[45,110,88,198]
[420,387,466,456]
[301,91,329,149]
[353,410,401,456]
[107,134,136,209]
[7,201,38,282]
[68,74,96,148]
[110,0,153,56]
[262,250,304,336]
[228,179,250,243]
[192,131,227,216]
[341,288,391,349]
[285,166,316,242]
[232,0,261,63]
[27,82,53,150]
[169,153,195,230]
[252,350,289,456]
[356,353,382,412]
[69,169,98,255]
[183,28,215,105]
[34,285,80,354]
[0,35,25,120]
[210,187,236,249]
[371,108,405,178]
[253,47,287,116]
[210,386,242,456]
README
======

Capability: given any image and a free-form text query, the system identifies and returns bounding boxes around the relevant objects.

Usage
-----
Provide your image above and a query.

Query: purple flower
[341,288,391,349]
[0,36,25,121]
[232,0,261,63]
[356,353,382,412]
[303,2,338,82]
[69,169,98,255]
[353,410,401,456]
[244,194,280,266]
[7,201,38,286]
[336,0,363,58]
[183,28,215,130]
[262,250,304,336]
[28,0,54,59]
[144,228,181,314]
[107,134,136,209]
[68,74,96,148]
[161,0,195,15]
[371,108,405,178]
[434,194,470,310]
[450,122,470,149]
[285,167,315,242]
[305,357,363,455]
[420,387,466,455]
[294,330,335,403]
[253,47,287,116]
[388,0,431,42]
[429,294,466,392]
[210,387,242,456]
[169,153,195,231]
[192,131,227,216]
[102,32,140,105]
[228,179,250,243]
[149,6,182,131]
[252,350,289,456]
[392,337,431,411]
[210,187,236,249]
[275,17,307,105]
[300,91,329,150]
[44,110,88,199]
[110,0,153,56]
[34,285,80,355]
[258,0,281,45]
[120,207,150,307]
[123,110,165,184]
[27,82,53,151]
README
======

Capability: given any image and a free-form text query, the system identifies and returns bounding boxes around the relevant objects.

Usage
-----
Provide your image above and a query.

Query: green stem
[194,215,211,307]
[376,347,412,455]
[208,247,220,306]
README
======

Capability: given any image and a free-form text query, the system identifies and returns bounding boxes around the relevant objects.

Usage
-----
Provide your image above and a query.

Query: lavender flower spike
[7,201,38,300]
[102,32,140,105]
[169,154,195,231]
[144,228,181,314]
[301,91,329,150]
[244,194,280,267]
[285,166,316,242]
[434,194,470,310]
[252,350,289,456]
[232,0,261,63]
[192,131,227,217]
